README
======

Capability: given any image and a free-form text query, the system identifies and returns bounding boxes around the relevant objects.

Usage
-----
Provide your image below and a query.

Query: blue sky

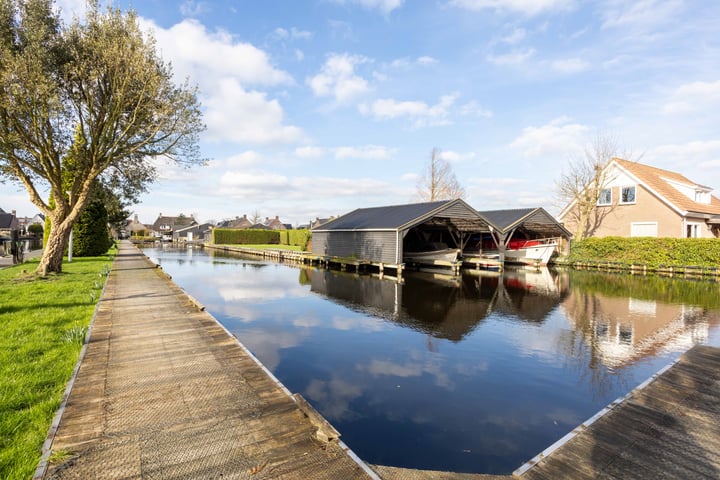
[2,0,719,226]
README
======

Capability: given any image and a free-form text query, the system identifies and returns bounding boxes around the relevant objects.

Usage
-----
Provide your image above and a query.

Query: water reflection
[311,267,568,341]
[143,246,720,475]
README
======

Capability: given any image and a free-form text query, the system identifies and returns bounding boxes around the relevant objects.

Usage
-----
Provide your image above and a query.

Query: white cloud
[144,19,293,87]
[449,0,574,16]
[139,18,302,145]
[334,145,394,159]
[510,117,590,157]
[551,58,590,74]
[601,0,683,29]
[307,53,371,103]
[223,151,264,168]
[359,93,459,127]
[417,56,439,65]
[295,146,327,158]
[438,150,476,162]
[179,1,208,17]
[646,141,720,170]
[330,0,404,15]
[662,80,720,115]
[204,79,303,144]
[54,0,87,22]
[486,48,536,65]
[502,27,527,44]
[459,100,493,117]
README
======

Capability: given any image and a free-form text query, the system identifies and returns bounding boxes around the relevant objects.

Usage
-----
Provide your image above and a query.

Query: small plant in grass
[62,324,88,346]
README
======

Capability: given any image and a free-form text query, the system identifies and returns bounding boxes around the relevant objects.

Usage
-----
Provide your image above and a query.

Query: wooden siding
[312,231,399,264]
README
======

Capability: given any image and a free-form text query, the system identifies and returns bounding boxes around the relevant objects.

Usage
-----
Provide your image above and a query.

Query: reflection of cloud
[304,376,364,420]
[237,328,308,371]
[360,353,454,389]
[292,315,322,328]
[331,315,386,332]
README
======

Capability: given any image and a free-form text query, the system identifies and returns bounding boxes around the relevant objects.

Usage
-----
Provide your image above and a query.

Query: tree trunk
[37,221,72,275]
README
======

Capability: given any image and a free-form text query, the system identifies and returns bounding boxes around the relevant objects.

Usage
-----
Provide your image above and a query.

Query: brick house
[559,158,720,238]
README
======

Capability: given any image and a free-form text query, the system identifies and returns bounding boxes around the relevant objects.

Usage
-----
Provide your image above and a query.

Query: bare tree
[556,133,637,240]
[416,148,466,202]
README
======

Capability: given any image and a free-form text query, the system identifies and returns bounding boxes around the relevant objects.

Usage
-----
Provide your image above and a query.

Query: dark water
[144,246,720,474]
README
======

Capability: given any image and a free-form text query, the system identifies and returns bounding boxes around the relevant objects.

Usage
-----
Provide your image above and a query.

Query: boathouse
[478,207,572,255]
[312,199,493,265]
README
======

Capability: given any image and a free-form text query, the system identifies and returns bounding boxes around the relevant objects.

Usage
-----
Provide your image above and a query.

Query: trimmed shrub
[568,237,720,268]
[212,228,280,245]
[72,200,113,256]
[288,229,312,250]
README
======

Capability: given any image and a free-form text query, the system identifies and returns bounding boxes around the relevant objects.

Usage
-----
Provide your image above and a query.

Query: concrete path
[37,241,377,479]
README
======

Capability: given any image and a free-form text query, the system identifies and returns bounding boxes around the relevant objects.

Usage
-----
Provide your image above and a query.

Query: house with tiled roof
[559,158,720,238]
[152,213,197,241]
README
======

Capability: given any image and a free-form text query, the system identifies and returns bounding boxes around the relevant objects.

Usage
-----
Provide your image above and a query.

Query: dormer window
[695,190,710,204]
[621,185,636,204]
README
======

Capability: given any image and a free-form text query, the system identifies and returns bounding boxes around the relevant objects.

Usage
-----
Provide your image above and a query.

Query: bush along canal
[144,246,720,475]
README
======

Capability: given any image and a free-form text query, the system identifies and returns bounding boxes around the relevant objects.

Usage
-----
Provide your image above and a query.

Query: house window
[621,185,636,204]
[686,223,701,238]
[598,188,612,206]
[631,222,657,237]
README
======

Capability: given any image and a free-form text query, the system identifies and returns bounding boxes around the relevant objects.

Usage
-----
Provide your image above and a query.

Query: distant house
[173,223,213,243]
[264,216,287,230]
[218,214,253,229]
[0,209,19,237]
[16,213,45,234]
[559,158,720,238]
[126,214,151,237]
[311,217,334,229]
[152,213,197,241]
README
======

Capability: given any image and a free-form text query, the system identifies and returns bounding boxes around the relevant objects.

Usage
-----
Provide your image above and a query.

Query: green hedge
[568,237,720,268]
[212,228,280,245]
[287,229,312,250]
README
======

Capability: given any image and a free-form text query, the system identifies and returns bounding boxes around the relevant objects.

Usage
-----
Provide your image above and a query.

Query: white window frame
[597,188,612,206]
[620,185,636,205]
[686,222,702,238]
[631,222,658,237]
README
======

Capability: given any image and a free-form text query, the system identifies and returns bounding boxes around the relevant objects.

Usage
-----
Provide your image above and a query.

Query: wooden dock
[35,241,378,480]
[516,345,720,479]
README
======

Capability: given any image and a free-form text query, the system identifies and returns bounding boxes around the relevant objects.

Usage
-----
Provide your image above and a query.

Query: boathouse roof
[479,207,572,238]
[314,199,491,232]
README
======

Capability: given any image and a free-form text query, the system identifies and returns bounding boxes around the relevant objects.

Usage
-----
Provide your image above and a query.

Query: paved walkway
[37,241,377,479]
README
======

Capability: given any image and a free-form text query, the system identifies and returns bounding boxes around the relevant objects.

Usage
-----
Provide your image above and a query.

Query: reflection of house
[152,213,197,241]
[559,158,720,238]
[562,289,711,369]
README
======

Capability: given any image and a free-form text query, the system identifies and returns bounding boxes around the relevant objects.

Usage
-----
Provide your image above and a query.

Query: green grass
[0,250,115,480]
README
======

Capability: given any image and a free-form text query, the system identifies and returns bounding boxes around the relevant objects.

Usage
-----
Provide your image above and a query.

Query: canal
[143,246,720,475]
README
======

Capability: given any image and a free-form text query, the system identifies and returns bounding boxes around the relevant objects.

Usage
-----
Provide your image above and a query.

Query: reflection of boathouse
[309,267,567,342]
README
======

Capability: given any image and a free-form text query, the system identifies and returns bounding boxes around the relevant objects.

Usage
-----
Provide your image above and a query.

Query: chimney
[12,210,16,217]
[243,214,247,219]
[275,215,279,220]
[134,214,139,222]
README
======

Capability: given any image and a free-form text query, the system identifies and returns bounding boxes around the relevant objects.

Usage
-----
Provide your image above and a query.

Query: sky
[1,0,719,227]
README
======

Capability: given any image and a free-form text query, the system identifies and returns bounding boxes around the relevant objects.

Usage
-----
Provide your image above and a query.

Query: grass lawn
[0,250,115,480]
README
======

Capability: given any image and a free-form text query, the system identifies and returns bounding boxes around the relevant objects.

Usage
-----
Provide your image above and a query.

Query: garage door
[631,222,658,237]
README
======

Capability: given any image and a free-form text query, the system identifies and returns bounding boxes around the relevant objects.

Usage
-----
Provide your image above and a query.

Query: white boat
[503,238,559,266]
[404,243,460,263]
